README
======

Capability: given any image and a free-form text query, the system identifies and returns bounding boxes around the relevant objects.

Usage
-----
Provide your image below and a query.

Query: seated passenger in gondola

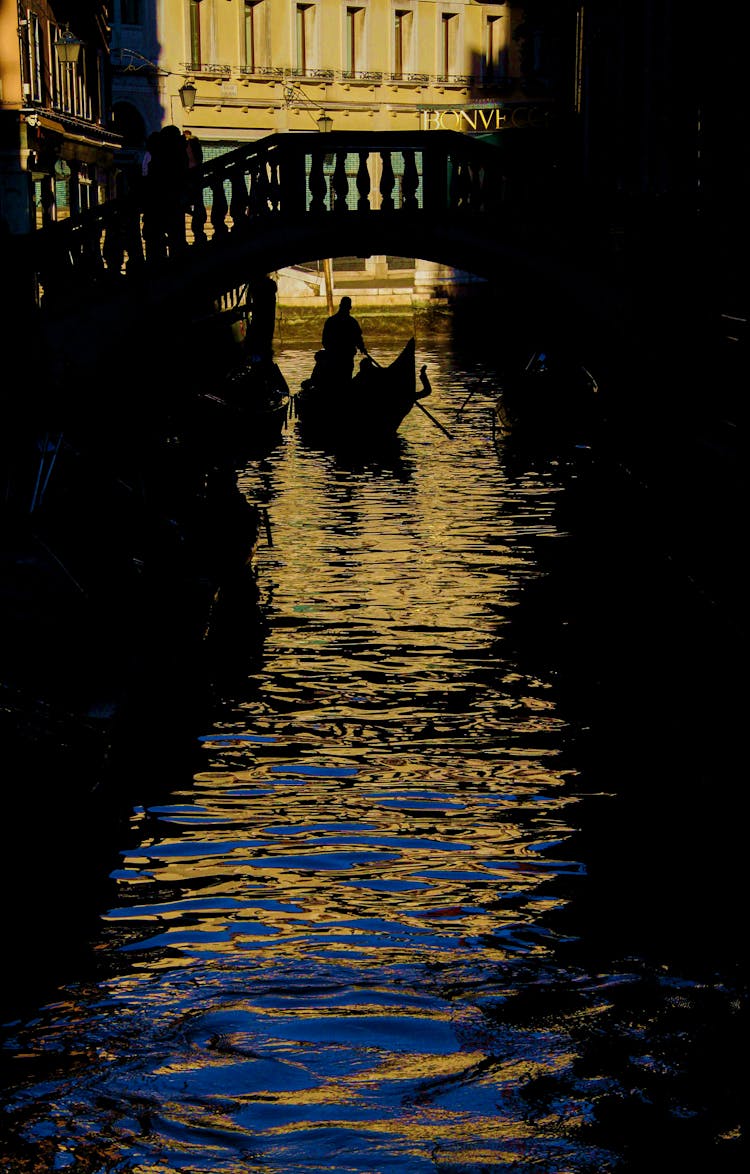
[321,296,369,380]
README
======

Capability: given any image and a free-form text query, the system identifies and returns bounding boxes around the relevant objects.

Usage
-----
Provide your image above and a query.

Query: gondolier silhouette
[321,296,368,379]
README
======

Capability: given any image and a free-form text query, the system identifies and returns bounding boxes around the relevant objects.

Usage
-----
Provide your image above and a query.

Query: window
[440,13,457,79]
[120,0,143,25]
[485,15,501,79]
[53,19,82,116]
[244,1,260,71]
[296,4,313,74]
[394,9,411,78]
[27,13,43,102]
[346,7,365,75]
[346,8,356,74]
[189,0,203,70]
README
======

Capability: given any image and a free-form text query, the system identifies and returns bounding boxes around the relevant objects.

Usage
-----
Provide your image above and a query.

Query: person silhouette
[245,275,278,364]
[183,130,203,216]
[321,296,368,379]
[141,131,167,263]
[150,125,189,257]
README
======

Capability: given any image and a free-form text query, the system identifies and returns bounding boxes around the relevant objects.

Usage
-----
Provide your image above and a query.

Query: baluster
[332,151,349,213]
[248,159,271,218]
[230,168,250,230]
[256,161,272,215]
[308,152,327,214]
[102,222,124,279]
[210,174,230,239]
[401,149,419,212]
[449,157,470,210]
[356,152,370,211]
[267,156,281,213]
[482,154,504,211]
[464,158,474,208]
[468,163,484,211]
[79,227,106,282]
[379,151,395,213]
[120,200,144,272]
[246,160,260,218]
[448,158,460,209]
[39,237,75,309]
[191,187,208,245]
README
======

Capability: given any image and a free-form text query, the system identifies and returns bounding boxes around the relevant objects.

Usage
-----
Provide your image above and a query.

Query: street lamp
[54,24,83,66]
[179,80,197,111]
[317,111,333,133]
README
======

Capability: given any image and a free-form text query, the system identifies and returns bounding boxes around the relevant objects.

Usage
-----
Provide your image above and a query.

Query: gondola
[193,357,291,462]
[494,350,600,454]
[293,337,431,448]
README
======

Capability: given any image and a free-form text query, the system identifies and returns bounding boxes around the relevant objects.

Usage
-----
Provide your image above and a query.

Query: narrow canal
[1,340,744,1173]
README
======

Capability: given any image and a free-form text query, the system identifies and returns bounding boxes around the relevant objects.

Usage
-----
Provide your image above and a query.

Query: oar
[456,378,489,418]
[29,431,49,513]
[413,398,454,439]
[38,432,64,508]
[367,353,454,440]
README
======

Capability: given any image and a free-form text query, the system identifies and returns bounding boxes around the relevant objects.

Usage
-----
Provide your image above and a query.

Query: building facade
[111,0,530,147]
[0,1,122,235]
[109,0,562,302]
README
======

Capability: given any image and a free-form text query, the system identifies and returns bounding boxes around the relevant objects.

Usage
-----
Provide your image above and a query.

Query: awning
[28,113,122,158]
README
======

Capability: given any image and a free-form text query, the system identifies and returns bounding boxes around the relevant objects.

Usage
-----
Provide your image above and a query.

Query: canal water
[1,340,744,1172]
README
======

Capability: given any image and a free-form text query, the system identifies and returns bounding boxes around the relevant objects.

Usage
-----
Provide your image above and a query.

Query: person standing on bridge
[183,130,203,212]
[321,296,368,379]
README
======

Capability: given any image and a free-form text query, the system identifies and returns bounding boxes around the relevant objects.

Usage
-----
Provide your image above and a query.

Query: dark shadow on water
[504,453,745,976]
[297,430,416,480]
[492,455,746,1174]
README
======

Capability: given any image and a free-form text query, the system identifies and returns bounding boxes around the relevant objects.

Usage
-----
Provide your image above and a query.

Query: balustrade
[22,131,506,312]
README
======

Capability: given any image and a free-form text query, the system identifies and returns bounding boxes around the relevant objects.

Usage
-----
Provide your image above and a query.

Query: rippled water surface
[1,342,744,1172]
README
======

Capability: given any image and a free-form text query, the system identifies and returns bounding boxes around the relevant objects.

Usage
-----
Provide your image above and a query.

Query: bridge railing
[12,131,507,312]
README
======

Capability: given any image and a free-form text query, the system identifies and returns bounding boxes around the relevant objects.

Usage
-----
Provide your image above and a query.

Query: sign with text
[420,106,551,132]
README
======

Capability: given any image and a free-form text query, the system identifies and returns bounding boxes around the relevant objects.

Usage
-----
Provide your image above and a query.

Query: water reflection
[0,345,742,1173]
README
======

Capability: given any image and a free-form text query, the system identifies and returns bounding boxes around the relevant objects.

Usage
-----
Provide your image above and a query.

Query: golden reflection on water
[1,347,603,1172]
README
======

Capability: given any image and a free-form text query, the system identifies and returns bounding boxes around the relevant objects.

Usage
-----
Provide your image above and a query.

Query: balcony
[433,75,473,89]
[340,70,384,86]
[388,72,430,87]
[238,66,284,81]
[180,62,232,79]
[288,68,336,83]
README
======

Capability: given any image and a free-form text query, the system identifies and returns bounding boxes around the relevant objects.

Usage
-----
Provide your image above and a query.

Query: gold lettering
[423,106,547,132]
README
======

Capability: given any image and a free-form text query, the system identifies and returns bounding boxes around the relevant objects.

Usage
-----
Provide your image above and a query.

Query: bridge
[1,128,742,668]
[6,130,629,381]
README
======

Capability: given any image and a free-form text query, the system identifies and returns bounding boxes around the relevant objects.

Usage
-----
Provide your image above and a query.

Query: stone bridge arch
[18,130,629,379]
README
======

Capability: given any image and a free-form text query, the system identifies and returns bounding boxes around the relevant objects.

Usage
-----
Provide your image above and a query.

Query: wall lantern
[317,111,333,133]
[54,25,83,66]
[179,80,197,111]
